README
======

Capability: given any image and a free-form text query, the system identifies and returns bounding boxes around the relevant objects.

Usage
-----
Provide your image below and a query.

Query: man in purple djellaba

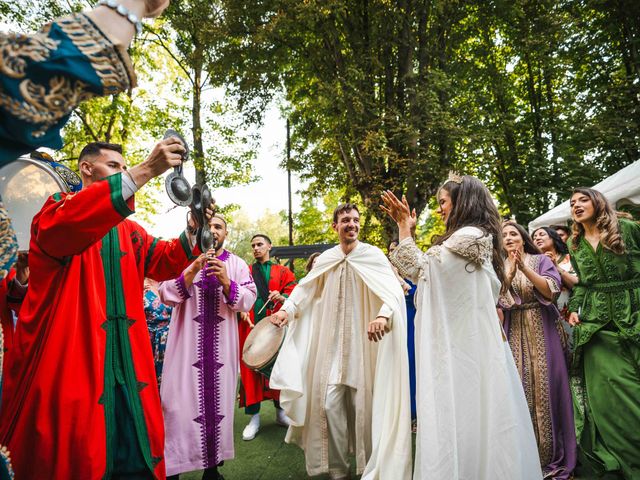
[158,214,257,480]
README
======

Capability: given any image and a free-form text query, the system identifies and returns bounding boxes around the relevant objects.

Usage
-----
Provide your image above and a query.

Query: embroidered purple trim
[176,273,191,300]
[226,280,239,306]
[193,268,226,467]
[217,249,230,262]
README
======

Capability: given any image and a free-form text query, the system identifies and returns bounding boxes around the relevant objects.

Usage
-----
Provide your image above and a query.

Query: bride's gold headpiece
[446,171,463,184]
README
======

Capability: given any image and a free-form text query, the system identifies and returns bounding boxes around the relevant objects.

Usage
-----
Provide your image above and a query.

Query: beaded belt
[509,302,539,311]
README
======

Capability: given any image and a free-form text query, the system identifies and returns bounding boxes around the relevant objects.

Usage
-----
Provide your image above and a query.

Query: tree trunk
[192,49,206,185]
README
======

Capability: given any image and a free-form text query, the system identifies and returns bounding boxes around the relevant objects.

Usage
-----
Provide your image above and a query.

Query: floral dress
[144,289,173,389]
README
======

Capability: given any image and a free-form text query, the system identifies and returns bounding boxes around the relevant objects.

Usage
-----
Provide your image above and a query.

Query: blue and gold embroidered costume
[0,13,135,165]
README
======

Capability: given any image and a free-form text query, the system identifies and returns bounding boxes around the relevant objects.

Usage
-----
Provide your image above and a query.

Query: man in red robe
[0,253,28,368]
[0,138,199,479]
[238,234,296,440]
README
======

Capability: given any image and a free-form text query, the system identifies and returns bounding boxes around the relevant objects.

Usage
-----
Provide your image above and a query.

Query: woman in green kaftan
[567,188,640,480]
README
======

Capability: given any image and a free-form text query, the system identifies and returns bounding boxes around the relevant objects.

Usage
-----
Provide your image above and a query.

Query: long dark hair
[532,226,569,255]
[435,175,505,284]
[502,220,541,255]
[570,188,625,254]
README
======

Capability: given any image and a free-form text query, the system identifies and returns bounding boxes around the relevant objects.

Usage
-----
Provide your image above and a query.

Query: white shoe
[275,408,291,427]
[329,471,350,480]
[242,414,260,440]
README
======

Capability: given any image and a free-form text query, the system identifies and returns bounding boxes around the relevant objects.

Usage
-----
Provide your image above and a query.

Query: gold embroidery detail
[0,32,60,79]
[508,254,554,466]
[390,238,430,282]
[56,14,132,94]
[0,77,91,138]
[0,14,132,135]
[444,232,492,264]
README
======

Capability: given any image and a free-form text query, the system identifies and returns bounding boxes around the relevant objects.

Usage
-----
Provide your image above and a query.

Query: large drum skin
[242,319,287,379]
[0,155,81,251]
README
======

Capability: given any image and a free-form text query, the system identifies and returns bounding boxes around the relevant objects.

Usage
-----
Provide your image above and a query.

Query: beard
[213,237,225,251]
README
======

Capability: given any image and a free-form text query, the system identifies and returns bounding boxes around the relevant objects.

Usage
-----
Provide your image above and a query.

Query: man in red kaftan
[238,234,296,440]
[0,139,197,479]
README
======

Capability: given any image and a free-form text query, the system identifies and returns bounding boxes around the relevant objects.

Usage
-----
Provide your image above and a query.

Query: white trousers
[324,384,357,478]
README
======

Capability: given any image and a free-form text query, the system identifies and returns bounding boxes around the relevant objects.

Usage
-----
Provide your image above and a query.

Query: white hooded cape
[270,242,412,480]
[391,228,542,480]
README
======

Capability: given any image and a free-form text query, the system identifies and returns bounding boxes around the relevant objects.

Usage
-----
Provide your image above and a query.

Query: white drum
[0,155,81,251]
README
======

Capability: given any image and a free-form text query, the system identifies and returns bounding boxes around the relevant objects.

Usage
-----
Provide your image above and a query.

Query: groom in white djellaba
[269,203,412,480]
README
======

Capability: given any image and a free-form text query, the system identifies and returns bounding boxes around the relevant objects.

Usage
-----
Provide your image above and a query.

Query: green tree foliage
[3,1,638,242]
[220,0,467,240]
[225,209,290,264]
[150,2,257,188]
[211,0,639,239]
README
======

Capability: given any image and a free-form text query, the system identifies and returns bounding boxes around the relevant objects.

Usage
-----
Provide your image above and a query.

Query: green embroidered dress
[568,218,640,479]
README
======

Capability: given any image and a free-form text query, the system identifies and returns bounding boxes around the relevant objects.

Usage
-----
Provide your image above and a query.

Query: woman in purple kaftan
[158,248,256,478]
[500,221,576,480]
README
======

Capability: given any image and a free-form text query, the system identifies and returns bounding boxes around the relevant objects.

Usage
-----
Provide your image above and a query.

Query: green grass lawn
[182,401,337,480]
[180,400,598,479]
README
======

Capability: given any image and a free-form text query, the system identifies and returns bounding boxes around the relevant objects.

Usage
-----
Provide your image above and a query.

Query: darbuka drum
[242,319,287,378]
[0,154,81,250]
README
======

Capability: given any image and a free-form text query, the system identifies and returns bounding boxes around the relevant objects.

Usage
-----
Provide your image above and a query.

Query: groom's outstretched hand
[368,316,389,342]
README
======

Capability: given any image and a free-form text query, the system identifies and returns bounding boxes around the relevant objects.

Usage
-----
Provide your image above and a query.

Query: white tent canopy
[528,160,640,232]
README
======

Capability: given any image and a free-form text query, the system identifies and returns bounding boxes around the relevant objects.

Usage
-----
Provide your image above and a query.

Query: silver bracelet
[97,0,143,35]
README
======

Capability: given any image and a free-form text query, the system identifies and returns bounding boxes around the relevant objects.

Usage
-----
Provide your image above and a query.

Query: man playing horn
[158,214,257,480]
[269,203,412,480]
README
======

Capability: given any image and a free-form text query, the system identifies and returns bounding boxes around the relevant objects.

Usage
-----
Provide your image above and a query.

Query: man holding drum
[0,138,201,479]
[238,233,297,441]
[158,214,257,480]
[269,203,412,480]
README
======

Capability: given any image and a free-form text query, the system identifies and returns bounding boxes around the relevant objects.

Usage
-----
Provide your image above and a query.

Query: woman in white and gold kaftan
[382,176,542,480]
[270,240,412,480]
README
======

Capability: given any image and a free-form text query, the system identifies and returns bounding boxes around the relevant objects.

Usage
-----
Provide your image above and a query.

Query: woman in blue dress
[144,277,173,389]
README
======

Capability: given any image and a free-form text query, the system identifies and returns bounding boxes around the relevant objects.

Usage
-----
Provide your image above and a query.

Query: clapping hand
[511,250,525,270]
[506,256,518,283]
[568,311,581,326]
[380,190,417,231]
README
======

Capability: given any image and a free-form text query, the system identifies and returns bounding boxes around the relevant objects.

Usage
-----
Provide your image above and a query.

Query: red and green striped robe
[239,261,296,407]
[0,173,199,479]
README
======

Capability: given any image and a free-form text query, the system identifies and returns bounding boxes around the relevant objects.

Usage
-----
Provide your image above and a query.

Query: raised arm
[222,260,257,313]
[0,1,170,163]
[157,255,206,307]
[521,253,561,303]
[143,228,200,282]
[389,238,426,284]
[33,173,135,258]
